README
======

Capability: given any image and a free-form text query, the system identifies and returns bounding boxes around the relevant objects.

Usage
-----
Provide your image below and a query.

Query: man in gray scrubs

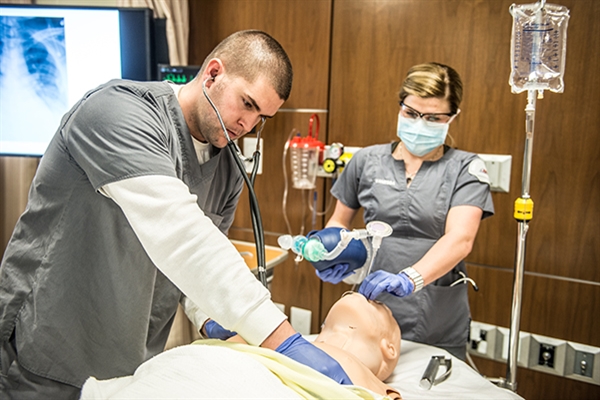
[0,30,350,399]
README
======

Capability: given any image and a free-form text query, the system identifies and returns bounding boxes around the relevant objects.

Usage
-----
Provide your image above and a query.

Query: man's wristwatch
[401,267,424,293]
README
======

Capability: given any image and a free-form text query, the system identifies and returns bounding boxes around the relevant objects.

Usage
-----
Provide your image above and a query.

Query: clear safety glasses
[399,102,457,125]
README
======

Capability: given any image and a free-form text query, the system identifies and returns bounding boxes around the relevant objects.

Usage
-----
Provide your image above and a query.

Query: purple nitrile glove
[203,319,237,340]
[315,263,355,284]
[358,270,414,300]
[276,333,353,385]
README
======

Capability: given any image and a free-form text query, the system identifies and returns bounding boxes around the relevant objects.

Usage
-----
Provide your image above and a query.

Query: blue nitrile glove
[315,263,354,284]
[358,270,414,300]
[276,333,353,385]
[306,227,368,285]
[203,319,237,340]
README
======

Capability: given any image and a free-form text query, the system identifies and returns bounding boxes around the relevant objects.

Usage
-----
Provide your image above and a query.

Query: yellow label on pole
[514,198,534,220]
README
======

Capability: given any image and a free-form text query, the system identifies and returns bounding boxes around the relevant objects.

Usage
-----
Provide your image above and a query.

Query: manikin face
[322,292,399,341]
[319,292,401,380]
[190,70,283,149]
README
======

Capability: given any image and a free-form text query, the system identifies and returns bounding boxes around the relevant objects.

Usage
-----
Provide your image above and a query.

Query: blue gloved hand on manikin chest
[275,333,353,385]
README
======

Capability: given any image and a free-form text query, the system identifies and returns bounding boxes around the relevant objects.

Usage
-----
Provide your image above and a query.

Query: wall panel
[189,0,332,109]
[1,0,597,397]
[0,157,38,255]
[327,0,599,398]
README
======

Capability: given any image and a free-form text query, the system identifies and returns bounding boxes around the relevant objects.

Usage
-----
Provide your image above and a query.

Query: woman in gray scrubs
[313,63,494,359]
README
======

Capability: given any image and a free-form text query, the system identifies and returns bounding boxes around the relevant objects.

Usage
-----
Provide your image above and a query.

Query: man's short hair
[201,30,293,101]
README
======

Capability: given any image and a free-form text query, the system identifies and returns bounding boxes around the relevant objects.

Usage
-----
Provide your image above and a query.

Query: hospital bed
[80,336,524,399]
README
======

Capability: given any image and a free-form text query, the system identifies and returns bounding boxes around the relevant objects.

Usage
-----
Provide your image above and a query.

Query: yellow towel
[192,339,391,400]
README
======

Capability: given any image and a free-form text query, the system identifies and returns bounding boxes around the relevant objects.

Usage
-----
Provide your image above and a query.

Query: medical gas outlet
[317,144,361,178]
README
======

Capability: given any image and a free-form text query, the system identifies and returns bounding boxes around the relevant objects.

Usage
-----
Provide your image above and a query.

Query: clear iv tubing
[202,78,269,288]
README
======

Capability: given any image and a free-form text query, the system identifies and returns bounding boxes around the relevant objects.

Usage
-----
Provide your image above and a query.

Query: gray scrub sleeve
[331,146,367,210]
[450,156,495,218]
[63,82,178,190]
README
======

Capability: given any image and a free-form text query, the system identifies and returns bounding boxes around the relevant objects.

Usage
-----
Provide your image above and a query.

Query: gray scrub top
[332,142,494,350]
[0,80,243,387]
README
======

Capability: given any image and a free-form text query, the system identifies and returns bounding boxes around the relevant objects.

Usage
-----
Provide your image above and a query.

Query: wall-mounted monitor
[0,4,156,158]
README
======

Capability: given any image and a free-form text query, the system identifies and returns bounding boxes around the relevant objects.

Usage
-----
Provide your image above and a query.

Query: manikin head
[316,292,401,381]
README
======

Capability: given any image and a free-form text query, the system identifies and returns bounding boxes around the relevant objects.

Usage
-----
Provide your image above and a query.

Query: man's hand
[203,319,237,340]
[276,333,353,385]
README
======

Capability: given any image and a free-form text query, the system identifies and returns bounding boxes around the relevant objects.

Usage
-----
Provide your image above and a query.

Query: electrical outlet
[469,322,600,386]
[529,334,567,376]
[469,321,497,359]
[496,327,531,367]
[290,306,312,336]
[565,342,600,385]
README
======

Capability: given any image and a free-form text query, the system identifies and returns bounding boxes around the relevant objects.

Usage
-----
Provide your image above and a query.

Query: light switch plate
[242,137,263,174]
[290,306,311,336]
[478,154,512,193]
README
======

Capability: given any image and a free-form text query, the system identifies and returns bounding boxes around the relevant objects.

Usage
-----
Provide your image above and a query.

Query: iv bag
[509,2,570,94]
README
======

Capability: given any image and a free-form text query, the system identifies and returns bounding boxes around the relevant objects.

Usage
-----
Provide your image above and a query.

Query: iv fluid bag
[509,2,570,93]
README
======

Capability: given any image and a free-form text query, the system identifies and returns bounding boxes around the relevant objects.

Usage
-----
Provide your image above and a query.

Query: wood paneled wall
[188,1,600,399]
[0,157,38,250]
[1,0,598,398]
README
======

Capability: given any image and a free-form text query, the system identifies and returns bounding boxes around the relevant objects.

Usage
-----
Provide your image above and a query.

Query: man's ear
[202,58,224,86]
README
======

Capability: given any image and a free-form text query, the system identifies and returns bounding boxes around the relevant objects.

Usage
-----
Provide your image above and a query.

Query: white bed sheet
[385,340,524,399]
[80,338,524,400]
[81,344,303,399]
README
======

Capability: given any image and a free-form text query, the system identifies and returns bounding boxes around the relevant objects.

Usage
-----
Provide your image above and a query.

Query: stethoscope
[202,76,269,288]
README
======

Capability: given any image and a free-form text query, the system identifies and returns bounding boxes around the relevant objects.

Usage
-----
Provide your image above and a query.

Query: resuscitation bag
[306,227,368,273]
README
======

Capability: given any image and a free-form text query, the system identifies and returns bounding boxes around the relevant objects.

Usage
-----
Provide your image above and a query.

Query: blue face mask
[396,115,449,157]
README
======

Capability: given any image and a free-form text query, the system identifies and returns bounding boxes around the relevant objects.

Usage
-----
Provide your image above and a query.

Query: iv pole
[495,0,569,391]
[498,88,538,392]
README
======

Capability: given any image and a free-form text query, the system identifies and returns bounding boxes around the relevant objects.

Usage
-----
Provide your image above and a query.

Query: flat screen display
[0,5,155,157]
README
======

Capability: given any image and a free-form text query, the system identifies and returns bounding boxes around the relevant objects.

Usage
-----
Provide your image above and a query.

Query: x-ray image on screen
[0,5,155,157]
[0,15,68,150]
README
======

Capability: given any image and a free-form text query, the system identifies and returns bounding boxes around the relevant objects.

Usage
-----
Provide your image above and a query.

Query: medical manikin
[229,292,401,399]
[313,292,401,399]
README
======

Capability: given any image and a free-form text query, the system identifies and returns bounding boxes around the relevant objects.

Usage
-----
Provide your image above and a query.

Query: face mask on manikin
[396,115,449,157]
